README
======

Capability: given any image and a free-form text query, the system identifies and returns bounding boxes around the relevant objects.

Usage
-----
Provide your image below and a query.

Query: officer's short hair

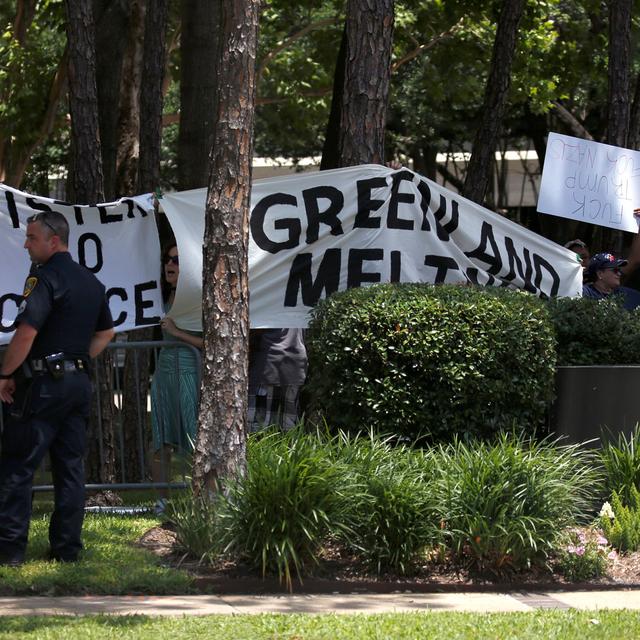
[27,211,70,245]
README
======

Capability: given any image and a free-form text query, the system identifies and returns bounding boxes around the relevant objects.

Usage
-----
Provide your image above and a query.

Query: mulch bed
[136,525,640,594]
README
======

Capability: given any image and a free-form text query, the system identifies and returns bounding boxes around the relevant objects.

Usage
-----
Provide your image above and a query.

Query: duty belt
[30,358,87,374]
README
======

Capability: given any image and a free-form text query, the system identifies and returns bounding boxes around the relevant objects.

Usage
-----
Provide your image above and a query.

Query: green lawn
[0,514,192,596]
[1,611,640,639]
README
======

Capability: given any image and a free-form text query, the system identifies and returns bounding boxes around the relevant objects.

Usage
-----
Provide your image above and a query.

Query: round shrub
[546,296,640,365]
[306,283,556,442]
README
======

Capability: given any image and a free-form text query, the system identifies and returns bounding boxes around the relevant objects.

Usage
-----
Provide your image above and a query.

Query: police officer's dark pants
[0,370,91,562]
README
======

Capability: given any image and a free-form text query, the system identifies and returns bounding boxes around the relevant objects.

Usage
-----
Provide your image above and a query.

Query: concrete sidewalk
[0,590,639,616]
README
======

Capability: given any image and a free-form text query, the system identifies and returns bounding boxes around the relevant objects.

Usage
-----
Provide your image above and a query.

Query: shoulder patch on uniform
[22,276,38,298]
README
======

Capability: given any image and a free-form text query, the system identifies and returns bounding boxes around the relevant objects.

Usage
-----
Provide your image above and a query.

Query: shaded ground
[136,525,640,595]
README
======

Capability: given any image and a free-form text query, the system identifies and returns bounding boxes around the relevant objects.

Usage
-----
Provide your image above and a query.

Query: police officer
[0,210,114,566]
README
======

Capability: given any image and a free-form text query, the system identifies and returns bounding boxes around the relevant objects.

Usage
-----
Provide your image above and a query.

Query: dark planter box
[550,366,640,447]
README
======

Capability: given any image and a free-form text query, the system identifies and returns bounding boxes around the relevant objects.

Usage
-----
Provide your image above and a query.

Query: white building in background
[252,150,543,210]
[47,150,543,210]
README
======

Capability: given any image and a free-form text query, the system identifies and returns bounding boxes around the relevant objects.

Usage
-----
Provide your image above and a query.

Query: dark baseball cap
[586,252,628,278]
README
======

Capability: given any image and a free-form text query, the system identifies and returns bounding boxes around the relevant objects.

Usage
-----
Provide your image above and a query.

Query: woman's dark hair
[160,243,177,303]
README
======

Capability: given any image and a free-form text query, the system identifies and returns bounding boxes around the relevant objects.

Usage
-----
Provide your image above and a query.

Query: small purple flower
[596,535,608,546]
[607,550,618,560]
[575,546,585,556]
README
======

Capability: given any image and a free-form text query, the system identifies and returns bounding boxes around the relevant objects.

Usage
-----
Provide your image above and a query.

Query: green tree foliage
[0,0,67,187]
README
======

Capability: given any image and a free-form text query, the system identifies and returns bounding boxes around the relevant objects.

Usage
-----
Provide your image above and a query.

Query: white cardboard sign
[538,132,640,232]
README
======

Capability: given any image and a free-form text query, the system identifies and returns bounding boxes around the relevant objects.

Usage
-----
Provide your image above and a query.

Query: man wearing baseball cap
[583,252,640,310]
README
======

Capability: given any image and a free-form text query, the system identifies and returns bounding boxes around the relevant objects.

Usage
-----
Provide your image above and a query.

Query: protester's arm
[623,209,640,277]
[89,328,115,358]
[160,317,203,349]
[0,323,37,403]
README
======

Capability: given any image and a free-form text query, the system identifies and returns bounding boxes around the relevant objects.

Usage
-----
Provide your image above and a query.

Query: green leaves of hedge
[306,284,556,442]
[547,296,640,365]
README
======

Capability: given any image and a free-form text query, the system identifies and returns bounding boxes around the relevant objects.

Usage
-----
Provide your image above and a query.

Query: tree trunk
[65,0,104,204]
[65,0,116,488]
[192,0,260,495]
[177,0,221,190]
[138,0,169,193]
[320,27,347,171]
[119,0,170,483]
[324,0,394,168]
[603,0,632,253]
[114,0,146,197]
[606,0,632,149]
[462,0,526,206]
[628,72,640,150]
[94,0,129,201]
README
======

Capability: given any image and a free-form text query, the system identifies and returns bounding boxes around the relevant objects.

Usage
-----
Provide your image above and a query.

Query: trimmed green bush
[431,435,601,575]
[306,283,556,441]
[547,296,640,365]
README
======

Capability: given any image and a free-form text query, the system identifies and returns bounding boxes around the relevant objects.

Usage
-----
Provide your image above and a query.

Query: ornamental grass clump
[332,433,441,575]
[432,434,601,576]
[306,283,555,442]
[600,426,640,505]
[221,429,354,590]
[167,492,225,565]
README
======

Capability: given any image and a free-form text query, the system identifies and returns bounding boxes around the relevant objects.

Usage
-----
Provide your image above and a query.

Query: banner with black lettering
[0,184,162,343]
[162,164,583,330]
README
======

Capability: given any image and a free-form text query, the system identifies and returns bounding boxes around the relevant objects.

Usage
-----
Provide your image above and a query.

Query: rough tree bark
[138,0,169,194]
[94,0,129,201]
[114,0,146,197]
[321,0,394,169]
[191,0,260,495]
[603,0,633,253]
[462,0,526,205]
[629,72,640,151]
[65,0,104,204]
[119,0,170,483]
[606,0,632,149]
[177,0,221,190]
[65,0,116,488]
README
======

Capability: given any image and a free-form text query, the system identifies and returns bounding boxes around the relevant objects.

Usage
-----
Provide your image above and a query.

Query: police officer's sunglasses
[164,255,179,265]
[27,212,58,235]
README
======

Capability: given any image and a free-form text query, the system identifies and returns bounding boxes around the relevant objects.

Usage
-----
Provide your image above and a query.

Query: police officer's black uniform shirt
[15,252,113,359]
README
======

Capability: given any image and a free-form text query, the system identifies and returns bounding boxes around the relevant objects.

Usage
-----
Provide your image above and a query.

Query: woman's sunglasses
[164,255,179,265]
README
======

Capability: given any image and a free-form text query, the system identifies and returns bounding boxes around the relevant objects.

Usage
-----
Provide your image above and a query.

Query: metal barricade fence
[0,339,201,494]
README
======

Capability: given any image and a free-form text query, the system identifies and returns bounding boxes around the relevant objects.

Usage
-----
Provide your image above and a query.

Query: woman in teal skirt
[150,244,202,500]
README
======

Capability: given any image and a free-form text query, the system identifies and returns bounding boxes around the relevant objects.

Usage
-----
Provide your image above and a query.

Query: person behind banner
[582,252,640,311]
[0,210,114,566]
[566,209,640,280]
[564,239,590,269]
[150,244,202,504]
[248,328,307,431]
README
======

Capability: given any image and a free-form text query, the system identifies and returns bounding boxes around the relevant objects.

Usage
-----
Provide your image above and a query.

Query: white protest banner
[0,184,162,344]
[538,132,640,232]
[162,164,582,330]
